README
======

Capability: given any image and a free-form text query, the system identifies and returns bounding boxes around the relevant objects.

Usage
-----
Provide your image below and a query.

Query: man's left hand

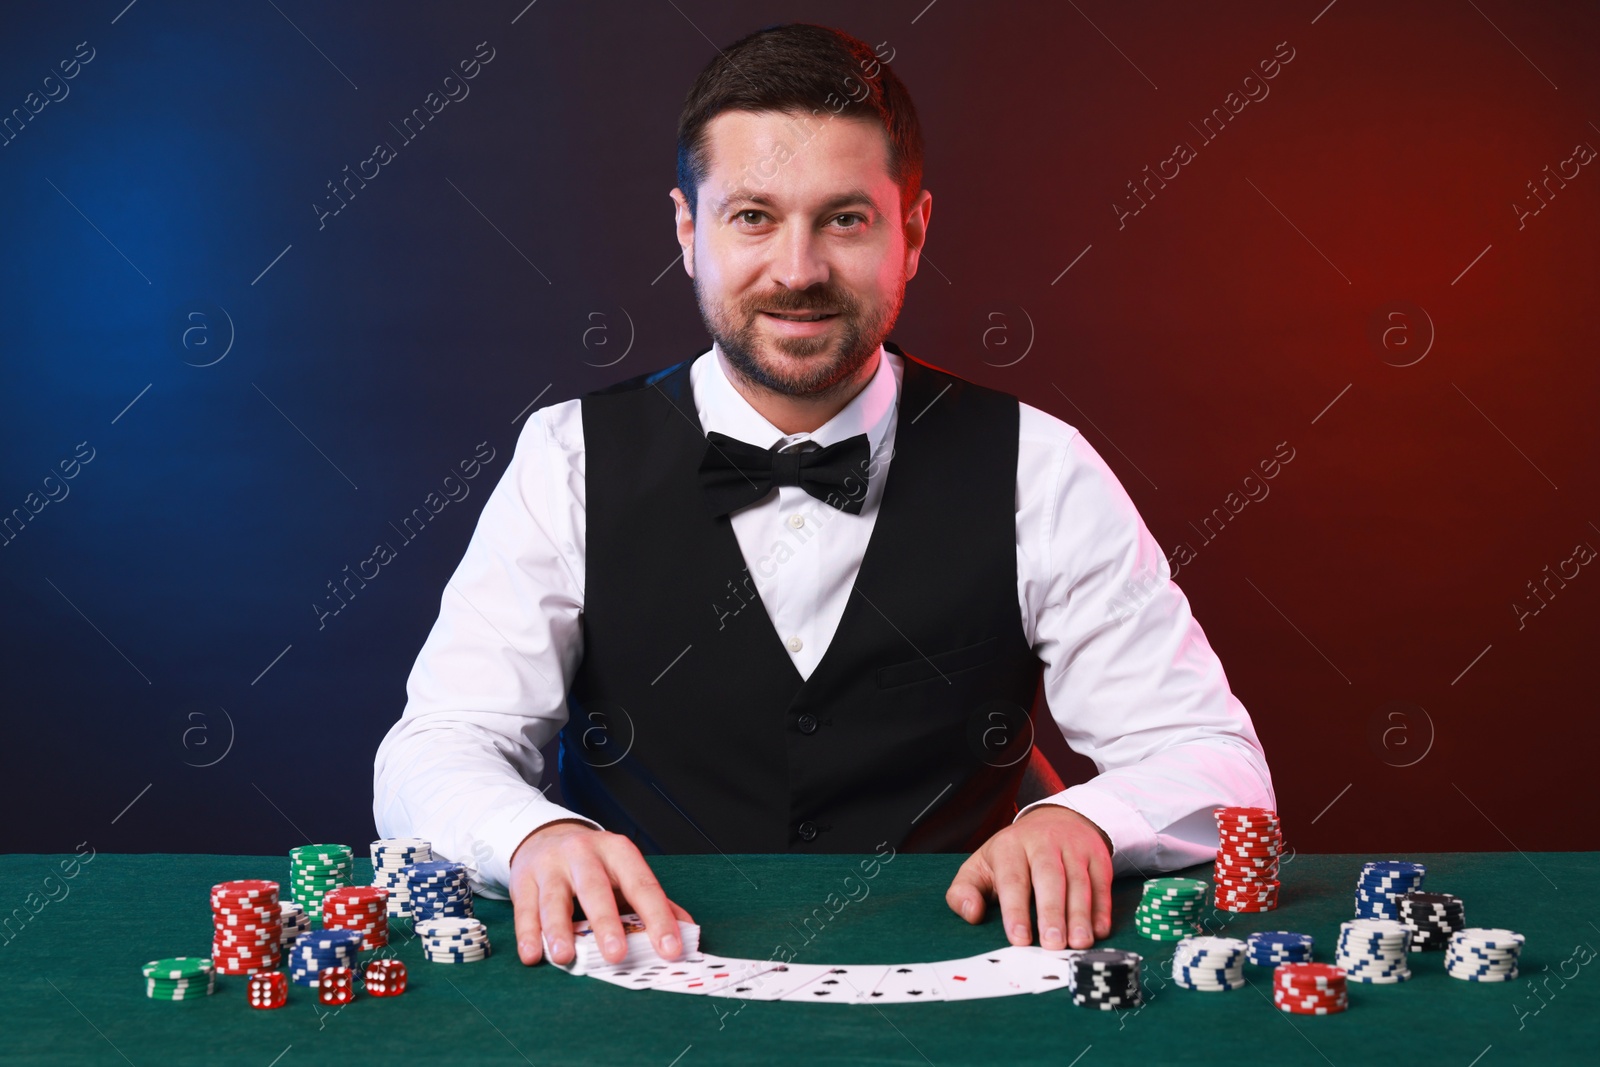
[945,805,1113,951]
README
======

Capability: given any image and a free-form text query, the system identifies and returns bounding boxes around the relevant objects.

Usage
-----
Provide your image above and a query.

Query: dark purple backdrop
[2,0,1594,860]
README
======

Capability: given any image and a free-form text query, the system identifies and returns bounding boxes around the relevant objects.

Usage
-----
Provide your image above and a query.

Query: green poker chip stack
[142,956,215,1000]
[289,843,355,912]
[1135,877,1209,941]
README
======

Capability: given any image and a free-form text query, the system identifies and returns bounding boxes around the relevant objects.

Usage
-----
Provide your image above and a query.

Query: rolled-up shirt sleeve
[1012,406,1276,876]
[372,400,599,899]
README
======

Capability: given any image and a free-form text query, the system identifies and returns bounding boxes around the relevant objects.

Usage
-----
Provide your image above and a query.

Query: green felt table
[2,851,1596,1066]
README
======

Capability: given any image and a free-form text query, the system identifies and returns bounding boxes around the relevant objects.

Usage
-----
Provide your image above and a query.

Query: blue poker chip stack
[287,928,363,987]
[1171,936,1247,991]
[403,860,474,921]
[1335,918,1412,983]
[1246,930,1314,967]
[1354,860,1426,920]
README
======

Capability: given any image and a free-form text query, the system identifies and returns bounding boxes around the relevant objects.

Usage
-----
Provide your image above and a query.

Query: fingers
[945,854,992,925]
[538,874,577,966]
[510,859,545,966]
[1063,855,1095,949]
[567,848,628,965]
[603,840,685,960]
[989,841,1035,947]
[669,899,695,925]
[1028,848,1068,951]
[1087,846,1114,939]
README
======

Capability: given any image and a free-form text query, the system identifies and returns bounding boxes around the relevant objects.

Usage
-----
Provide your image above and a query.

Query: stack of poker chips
[403,860,475,921]
[1446,928,1524,982]
[1133,878,1208,940]
[287,928,363,988]
[1070,949,1144,1010]
[418,917,493,963]
[322,885,389,950]
[278,900,312,952]
[1212,806,1283,911]
[371,838,432,917]
[210,879,282,976]
[1335,918,1411,983]
[1354,860,1426,920]
[1273,962,1348,1015]
[289,844,355,910]
[1247,931,1314,967]
[550,912,703,975]
[143,956,215,1000]
[1171,936,1247,991]
[1399,890,1464,951]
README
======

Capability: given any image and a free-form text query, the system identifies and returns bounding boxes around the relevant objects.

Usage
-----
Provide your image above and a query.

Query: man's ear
[670,188,696,278]
[902,187,932,282]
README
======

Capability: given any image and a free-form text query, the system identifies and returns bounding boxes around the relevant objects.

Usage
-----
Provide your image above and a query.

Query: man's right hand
[509,819,694,967]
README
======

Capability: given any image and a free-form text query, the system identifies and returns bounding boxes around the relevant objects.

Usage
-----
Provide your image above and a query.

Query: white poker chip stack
[1335,918,1412,983]
[418,917,493,963]
[371,838,432,918]
[1171,936,1248,990]
[547,911,702,975]
[277,900,312,953]
[1446,928,1524,981]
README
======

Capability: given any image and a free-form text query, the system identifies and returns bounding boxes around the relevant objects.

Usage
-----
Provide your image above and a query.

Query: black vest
[559,341,1045,853]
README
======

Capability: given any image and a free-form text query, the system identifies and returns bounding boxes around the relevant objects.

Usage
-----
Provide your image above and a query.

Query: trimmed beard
[694,271,904,400]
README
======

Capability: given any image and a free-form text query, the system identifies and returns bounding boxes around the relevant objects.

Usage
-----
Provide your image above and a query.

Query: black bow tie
[698,430,871,518]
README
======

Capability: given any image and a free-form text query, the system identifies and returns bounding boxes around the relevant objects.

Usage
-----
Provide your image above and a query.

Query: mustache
[748,291,853,315]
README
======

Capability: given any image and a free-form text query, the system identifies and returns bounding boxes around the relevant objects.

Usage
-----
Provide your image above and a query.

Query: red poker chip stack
[1212,806,1283,912]
[211,880,283,976]
[321,885,389,950]
[1273,962,1349,1015]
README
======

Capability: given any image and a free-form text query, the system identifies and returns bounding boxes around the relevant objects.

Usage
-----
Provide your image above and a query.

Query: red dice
[316,966,355,1006]
[247,971,288,1010]
[364,959,407,997]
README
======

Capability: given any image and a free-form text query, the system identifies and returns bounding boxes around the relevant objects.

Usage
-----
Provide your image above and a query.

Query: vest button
[797,713,818,734]
[797,821,818,841]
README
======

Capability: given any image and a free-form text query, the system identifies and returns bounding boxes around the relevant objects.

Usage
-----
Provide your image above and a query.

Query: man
[373,23,1274,974]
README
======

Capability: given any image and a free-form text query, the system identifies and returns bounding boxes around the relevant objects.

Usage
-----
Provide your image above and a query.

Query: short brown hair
[675,23,924,222]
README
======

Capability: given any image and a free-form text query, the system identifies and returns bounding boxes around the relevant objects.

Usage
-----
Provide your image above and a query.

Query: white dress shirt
[373,344,1276,896]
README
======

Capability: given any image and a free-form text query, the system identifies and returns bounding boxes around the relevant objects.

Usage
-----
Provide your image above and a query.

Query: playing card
[778,964,890,1003]
[981,945,1080,994]
[929,950,1039,1000]
[707,962,835,1001]
[585,954,705,992]
[865,963,946,1003]
[650,954,781,996]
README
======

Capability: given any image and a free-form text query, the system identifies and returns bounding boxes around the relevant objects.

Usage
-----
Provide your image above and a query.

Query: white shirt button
[788,513,805,529]
[786,635,804,653]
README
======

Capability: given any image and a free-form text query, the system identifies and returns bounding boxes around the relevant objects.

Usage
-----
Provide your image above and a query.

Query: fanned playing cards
[557,915,1084,1003]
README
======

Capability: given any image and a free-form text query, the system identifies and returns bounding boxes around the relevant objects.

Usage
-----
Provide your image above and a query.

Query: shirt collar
[691,340,898,458]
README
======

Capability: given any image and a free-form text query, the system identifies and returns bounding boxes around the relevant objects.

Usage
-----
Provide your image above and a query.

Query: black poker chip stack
[1070,949,1145,1010]
[1399,891,1465,950]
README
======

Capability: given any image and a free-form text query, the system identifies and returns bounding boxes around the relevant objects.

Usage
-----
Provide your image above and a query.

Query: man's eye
[736,210,766,225]
[832,214,864,228]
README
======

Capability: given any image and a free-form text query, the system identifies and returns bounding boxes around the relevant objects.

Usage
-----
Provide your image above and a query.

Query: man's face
[673,109,930,399]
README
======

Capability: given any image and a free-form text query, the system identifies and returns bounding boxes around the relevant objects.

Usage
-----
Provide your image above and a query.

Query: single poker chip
[1073,949,1142,971]
[143,957,214,981]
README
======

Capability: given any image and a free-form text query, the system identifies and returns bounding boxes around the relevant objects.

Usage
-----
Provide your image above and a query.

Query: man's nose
[769,222,829,292]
